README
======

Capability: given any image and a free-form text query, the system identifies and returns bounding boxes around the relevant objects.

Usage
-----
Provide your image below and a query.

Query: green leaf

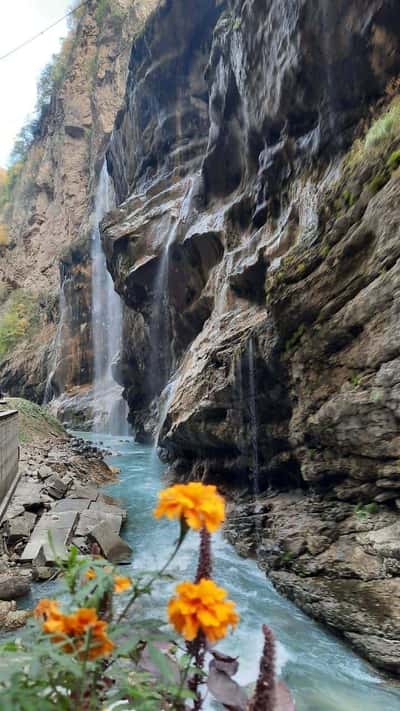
[147,643,177,684]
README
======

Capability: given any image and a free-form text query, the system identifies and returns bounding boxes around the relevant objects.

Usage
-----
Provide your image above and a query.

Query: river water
[26,433,400,710]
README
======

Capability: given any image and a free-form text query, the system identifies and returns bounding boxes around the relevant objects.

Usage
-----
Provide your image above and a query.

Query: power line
[0,0,91,63]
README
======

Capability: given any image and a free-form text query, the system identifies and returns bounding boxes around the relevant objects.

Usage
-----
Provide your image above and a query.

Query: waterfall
[43,268,68,404]
[149,221,178,390]
[247,337,262,545]
[91,162,128,434]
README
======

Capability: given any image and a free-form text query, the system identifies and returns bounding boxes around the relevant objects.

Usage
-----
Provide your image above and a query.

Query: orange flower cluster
[34,599,114,660]
[154,482,225,533]
[85,569,132,594]
[114,575,132,593]
[168,578,239,643]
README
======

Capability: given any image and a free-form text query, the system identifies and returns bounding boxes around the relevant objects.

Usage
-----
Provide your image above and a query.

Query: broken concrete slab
[2,504,25,522]
[52,498,89,514]
[7,513,36,544]
[20,511,78,563]
[46,476,69,500]
[76,510,122,537]
[88,521,132,563]
[71,536,87,550]
[13,482,44,511]
[37,465,54,481]
[89,501,127,522]
[70,484,99,500]
[33,566,53,581]
[96,493,123,507]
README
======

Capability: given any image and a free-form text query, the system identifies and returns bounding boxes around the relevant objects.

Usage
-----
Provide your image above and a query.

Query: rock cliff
[102,0,400,673]
[0,0,158,406]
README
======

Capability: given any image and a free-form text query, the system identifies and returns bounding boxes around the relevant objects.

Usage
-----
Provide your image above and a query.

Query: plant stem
[117,534,184,623]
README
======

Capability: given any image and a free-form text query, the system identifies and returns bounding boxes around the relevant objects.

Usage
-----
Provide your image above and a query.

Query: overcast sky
[0,0,71,167]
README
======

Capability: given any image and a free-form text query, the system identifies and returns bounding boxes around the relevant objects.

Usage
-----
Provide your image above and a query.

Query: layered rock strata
[102,0,400,673]
[0,0,158,405]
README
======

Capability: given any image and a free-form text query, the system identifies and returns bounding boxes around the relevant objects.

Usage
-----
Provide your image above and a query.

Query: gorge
[1,0,400,695]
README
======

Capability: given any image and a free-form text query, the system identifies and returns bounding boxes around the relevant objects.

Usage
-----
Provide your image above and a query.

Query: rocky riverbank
[225,490,400,676]
[0,399,130,631]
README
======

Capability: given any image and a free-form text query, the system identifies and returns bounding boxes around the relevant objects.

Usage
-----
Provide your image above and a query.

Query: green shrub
[365,99,400,150]
[0,290,40,359]
[368,172,389,195]
[387,148,400,172]
[354,502,379,519]
[95,0,111,24]
[350,373,362,388]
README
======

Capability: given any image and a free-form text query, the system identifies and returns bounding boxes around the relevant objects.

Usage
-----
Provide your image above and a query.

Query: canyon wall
[102,0,400,673]
[0,0,158,409]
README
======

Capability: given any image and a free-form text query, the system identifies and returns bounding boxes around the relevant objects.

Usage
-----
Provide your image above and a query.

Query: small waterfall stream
[91,163,128,434]
[43,267,69,404]
[149,220,178,389]
[247,337,262,546]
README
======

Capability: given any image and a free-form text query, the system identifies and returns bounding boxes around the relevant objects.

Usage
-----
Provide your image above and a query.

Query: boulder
[0,600,30,631]
[0,572,31,600]
[361,523,400,560]
[76,510,122,536]
[70,484,99,501]
[46,476,69,500]
[88,522,132,563]
[52,498,89,513]
[7,512,36,544]
[89,500,127,522]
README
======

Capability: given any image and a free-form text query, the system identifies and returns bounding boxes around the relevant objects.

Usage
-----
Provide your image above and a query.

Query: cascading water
[150,177,195,431]
[149,220,178,391]
[247,337,263,546]
[91,162,128,434]
[43,266,69,405]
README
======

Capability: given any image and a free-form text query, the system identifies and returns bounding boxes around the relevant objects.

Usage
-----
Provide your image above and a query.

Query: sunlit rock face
[103,0,400,671]
[0,0,159,409]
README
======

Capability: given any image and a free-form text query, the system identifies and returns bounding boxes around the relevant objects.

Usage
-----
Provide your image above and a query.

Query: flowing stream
[25,433,400,710]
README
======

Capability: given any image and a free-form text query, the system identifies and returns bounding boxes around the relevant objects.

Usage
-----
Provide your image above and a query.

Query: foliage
[386,148,400,171]
[343,96,400,178]
[0,162,23,210]
[0,483,293,711]
[7,21,78,171]
[368,172,389,195]
[365,98,400,150]
[350,374,362,388]
[95,0,123,26]
[354,502,379,519]
[0,397,66,444]
[0,291,40,360]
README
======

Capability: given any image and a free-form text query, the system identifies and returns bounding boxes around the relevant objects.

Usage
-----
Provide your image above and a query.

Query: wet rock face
[107,0,222,203]
[103,0,400,671]
[204,0,400,219]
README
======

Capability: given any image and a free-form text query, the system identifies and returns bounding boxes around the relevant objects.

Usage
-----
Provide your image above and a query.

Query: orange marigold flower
[36,601,114,660]
[154,482,225,533]
[85,568,97,580]
[114,575,132,594]
[168,578,239,643]
[34,599,62,620]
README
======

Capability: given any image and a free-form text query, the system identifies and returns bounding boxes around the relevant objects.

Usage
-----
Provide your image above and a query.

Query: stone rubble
[0,435,128,631]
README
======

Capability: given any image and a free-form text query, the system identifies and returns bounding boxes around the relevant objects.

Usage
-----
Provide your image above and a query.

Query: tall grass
[365,97,400,150]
